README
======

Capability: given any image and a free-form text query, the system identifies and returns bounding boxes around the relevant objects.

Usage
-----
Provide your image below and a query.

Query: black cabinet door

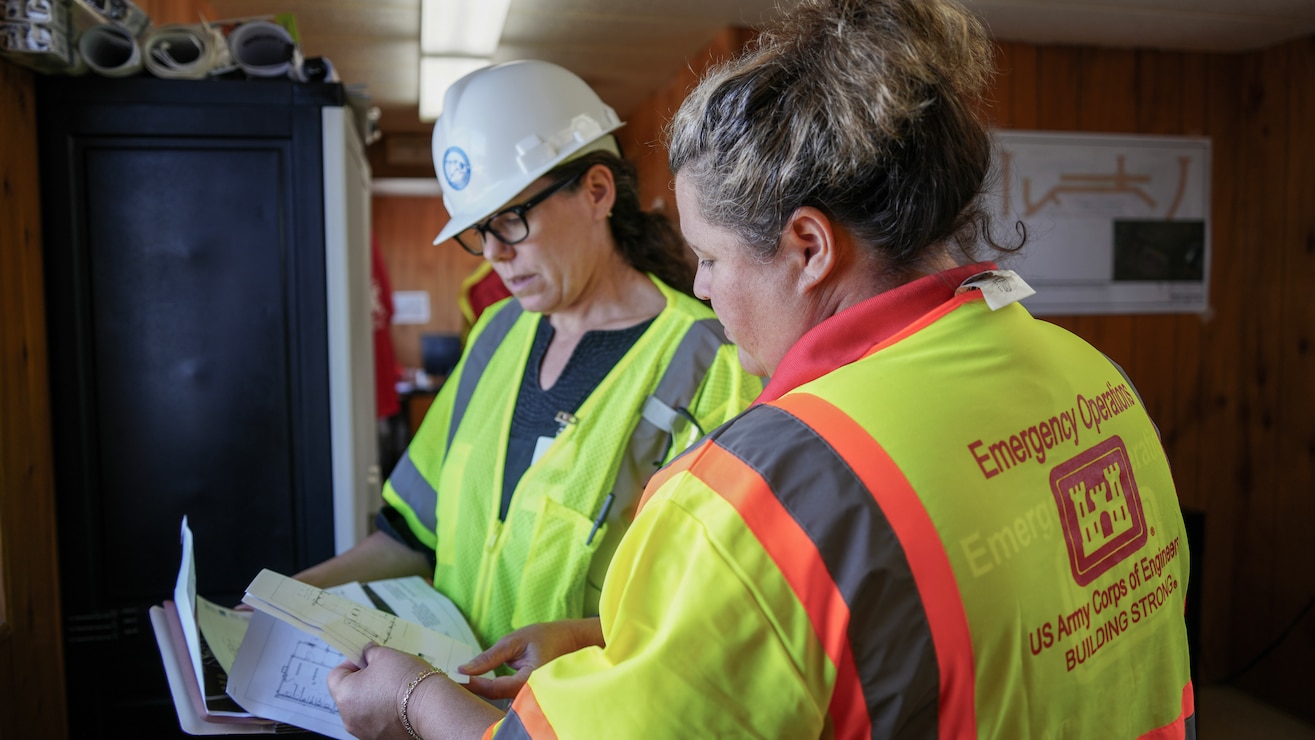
[37,77,343,737]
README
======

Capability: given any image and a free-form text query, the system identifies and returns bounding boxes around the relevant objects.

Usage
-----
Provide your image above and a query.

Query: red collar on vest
[756,261,997,404]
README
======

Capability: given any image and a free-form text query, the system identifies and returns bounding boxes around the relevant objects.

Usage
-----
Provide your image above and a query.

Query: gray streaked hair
[667,0,1008,271]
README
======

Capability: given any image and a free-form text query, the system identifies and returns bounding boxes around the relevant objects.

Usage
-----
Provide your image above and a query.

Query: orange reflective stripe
[774,392,979,740]
[501,684,558,739]
[637,442,699,513]
[1138,681,1195,740]
[690,440,871,736]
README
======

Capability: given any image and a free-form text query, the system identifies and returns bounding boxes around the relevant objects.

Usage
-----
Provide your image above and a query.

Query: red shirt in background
[371,236,401,419]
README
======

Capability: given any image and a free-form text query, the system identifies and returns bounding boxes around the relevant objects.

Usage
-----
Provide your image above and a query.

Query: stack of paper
[241,568,478,675]
[151,517,487,739]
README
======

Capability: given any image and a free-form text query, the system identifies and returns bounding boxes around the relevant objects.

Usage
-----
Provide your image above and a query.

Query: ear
[580,163,617,222]
[780,206,840,291]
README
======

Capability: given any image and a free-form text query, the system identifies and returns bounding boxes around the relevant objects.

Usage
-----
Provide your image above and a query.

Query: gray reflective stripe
[447,301,524,455]
[709,403,939,738]
[387,448,439,532]
[610,317,731,519]
[492,709,532,739]
[641,394,679,431]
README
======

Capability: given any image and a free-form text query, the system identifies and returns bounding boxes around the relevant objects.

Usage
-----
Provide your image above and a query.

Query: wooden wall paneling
[619,102,669,215]
[984,42,1015,128]
[371,194,483,371]
[1135,49,1188,134]
[652,64,692,222]
[1272,32,1315,718]
[985,41,1033,129]
[625,27,756,229]
[1235,45,1281,683]
[1076,45,1139,134]
[1159,52,1211,516]
[1005,41,1040,130]
[623,50,687,222]
[1237,37,1315,720]
[1165,50,1212,685]
[1227,44,1289,679]
[1193,51,1246,684]
[0,59,67,739]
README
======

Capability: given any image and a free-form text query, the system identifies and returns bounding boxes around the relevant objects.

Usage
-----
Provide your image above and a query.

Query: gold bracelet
[400,668,446,740]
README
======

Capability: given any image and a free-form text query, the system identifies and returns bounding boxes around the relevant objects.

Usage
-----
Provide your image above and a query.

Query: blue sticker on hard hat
[443,147,472,191]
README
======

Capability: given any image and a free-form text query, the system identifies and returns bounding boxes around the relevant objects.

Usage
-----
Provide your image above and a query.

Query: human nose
[482,232,515,260]
[692,265,711,301]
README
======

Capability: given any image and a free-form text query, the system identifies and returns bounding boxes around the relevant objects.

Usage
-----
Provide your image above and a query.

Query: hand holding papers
[152,517,487,737]
[228,571,487,739]
[240,568,479,681]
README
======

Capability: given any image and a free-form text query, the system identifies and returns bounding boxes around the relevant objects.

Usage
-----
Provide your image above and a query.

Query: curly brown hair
[667,0,1019,279]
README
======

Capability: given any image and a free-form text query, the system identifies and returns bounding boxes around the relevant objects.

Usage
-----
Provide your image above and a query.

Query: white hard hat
[431,60,625,245]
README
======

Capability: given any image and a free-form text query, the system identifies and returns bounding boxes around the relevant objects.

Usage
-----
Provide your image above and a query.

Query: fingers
[463,671,529,701]
[357,640,382,666]
[326,659,358,693]
[459,652,499,675]
[460,637,521,675]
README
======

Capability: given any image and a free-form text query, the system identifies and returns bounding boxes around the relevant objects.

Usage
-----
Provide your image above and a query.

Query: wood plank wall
[372,193,485,370]
[0,58,67,740]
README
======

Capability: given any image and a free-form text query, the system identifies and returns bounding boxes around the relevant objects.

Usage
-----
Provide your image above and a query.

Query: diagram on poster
[984,130,1210,315]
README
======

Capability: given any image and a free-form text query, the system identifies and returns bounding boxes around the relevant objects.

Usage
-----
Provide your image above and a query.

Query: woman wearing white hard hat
[294,58,761,694]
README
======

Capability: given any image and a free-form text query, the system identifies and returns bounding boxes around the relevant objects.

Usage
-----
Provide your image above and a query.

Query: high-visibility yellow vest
[502,281,1194,739]
[384,275,761,647]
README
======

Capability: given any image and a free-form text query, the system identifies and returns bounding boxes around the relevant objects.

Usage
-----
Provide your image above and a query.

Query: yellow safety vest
[384,275,761,647]
[500,284,1194,739]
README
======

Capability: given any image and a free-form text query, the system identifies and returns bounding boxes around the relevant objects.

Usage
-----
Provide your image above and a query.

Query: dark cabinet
[36,76,375,737]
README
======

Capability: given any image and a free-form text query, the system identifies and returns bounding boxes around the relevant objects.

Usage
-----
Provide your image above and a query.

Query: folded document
[152,517,486,738]
[240,568,480,680]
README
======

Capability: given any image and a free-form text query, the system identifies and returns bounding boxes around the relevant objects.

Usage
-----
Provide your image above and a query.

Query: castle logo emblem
[1050,435,1148,585]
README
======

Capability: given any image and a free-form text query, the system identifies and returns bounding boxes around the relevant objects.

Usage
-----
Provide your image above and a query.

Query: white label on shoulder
[958,269,1036,310]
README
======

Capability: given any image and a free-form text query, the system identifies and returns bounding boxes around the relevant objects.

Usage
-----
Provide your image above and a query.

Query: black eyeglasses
[454,172,582,255]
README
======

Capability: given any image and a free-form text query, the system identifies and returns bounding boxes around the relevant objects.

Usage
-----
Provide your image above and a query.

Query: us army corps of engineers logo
[1050,435,1148,586]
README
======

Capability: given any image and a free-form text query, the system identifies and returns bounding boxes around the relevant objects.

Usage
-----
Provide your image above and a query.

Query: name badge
[531,435,554,464]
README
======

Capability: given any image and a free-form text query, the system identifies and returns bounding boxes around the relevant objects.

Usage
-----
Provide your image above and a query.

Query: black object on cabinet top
[36,75,349,137]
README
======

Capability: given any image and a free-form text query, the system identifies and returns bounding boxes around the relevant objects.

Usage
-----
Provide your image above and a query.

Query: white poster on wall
[984,130,1211,316]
